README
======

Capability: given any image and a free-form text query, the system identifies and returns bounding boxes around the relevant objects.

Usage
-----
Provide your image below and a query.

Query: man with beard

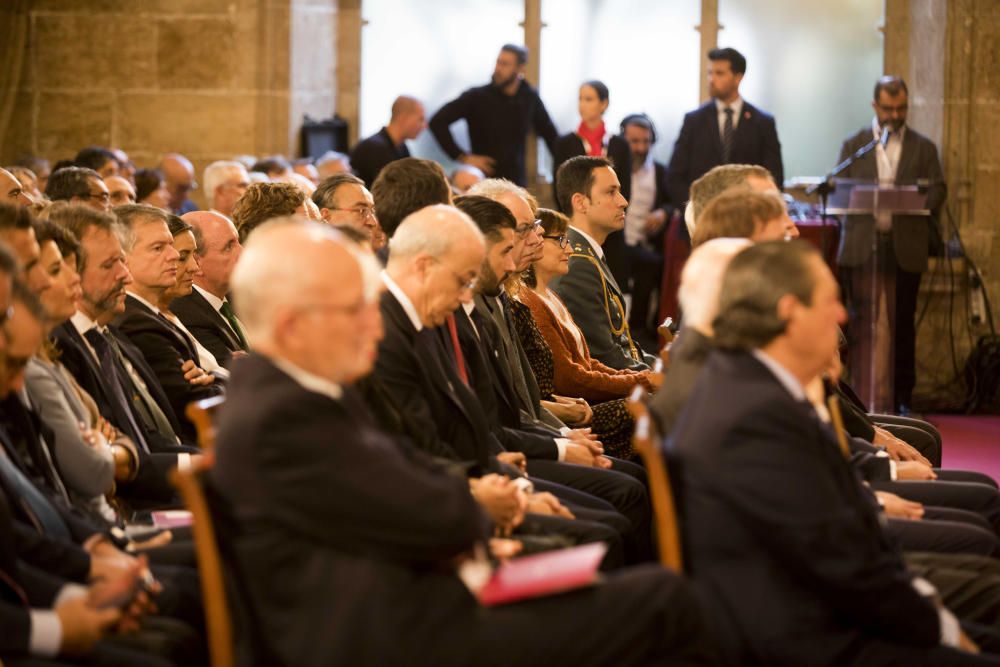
[429,44,559,186]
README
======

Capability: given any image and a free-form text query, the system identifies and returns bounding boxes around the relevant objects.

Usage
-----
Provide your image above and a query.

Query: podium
[826,178,931,413]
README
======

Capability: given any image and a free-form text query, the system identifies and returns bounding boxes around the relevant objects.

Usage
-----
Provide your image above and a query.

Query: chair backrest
[186,395,227,452]
[628,387,684,572]
[170,458,234,667]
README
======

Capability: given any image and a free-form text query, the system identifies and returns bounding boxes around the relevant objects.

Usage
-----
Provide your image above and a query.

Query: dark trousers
[895,265,922,407]
[875,478,1000,535]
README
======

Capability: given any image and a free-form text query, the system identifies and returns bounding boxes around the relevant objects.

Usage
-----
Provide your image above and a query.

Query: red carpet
[927,414,1000,483]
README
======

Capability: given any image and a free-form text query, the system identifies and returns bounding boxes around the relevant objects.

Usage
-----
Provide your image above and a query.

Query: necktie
[0,433,71,540]
[721,106,734,163]
[83,328,151,452]
[104,332,177,440]
[219,300,250,350]
[444,313,469,385]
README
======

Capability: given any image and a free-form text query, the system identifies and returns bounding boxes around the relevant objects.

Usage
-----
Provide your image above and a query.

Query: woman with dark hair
[510,208,656,460]
[134,168,171,210]
[550,80,631,210]
[159,215,229,379]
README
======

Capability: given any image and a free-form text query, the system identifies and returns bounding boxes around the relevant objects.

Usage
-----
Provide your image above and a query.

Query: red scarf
[577,121,606,156]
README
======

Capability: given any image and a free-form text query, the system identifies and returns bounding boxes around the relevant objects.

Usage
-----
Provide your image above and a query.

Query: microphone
[879,126,890,147]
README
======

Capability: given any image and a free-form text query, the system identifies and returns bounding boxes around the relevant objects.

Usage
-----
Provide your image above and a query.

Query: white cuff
[29,609,62,657]
[558,426,571,436]
[889,459,898,481]
[554,438,570,462]
[512,477,534,495]
[54,583,88,606]
[938,606,961,647]
[177,453,191,472]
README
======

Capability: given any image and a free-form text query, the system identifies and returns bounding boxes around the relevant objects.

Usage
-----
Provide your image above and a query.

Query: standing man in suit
[172,211,248,366]
[551,156,655,371]
[672,240,994,664]
[666,47,784,238]
[836,76,946,414]
[349,95,425,188]
[621,114,671,346]
[429,44,559,186]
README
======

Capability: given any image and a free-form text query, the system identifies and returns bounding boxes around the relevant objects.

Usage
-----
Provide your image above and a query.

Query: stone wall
[1,0,337,208]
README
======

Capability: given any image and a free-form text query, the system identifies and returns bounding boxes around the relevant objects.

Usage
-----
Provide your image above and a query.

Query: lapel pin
[744,111,751,120]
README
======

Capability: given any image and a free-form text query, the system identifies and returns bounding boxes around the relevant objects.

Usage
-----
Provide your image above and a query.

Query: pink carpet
[927,414,1000,483]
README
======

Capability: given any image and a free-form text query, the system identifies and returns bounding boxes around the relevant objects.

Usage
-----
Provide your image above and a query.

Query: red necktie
[445,313,469,385]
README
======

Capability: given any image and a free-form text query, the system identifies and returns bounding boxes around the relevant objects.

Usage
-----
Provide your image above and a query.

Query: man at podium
[835,75,946,414]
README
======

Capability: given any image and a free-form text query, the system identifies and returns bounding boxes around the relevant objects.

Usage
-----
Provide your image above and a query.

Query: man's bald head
[387,204,484,264]
[231,219,382,382]
[159,153,196,211]
[181,210,241,297]
[389,96,427,142]
[678,237,753,334]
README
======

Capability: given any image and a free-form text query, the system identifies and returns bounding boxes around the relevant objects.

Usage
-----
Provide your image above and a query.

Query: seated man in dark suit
[551,156,655,371]
[213,218,713,666]
[671,240,998,664]
[172,211,249,367]
[111,204,223,442]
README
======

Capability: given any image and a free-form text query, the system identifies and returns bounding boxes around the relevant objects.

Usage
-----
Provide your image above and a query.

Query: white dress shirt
[715,96,744,139]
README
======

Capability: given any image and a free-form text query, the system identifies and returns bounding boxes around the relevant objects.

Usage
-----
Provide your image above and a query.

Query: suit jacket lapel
[702,103,723,160]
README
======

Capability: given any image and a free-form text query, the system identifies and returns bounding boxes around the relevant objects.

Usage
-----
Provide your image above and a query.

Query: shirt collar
[70,310,99,336]
[570,225,604,259]
[871,117,906,141]
[193,284,226,311]
[270,356,343,401]
[751,349,806,402]
[381,271,423,331]
[716,96,743,116]
[126,291,160,315]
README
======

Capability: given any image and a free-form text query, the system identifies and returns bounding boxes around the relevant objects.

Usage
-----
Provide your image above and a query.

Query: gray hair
[712,240,819,350]
[203,161,248,205]
[112,203,169,252]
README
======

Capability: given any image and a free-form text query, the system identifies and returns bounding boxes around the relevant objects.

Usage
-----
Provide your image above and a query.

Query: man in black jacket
[430,44,558,186]
[672,240,995,664]
[665,47,783,235]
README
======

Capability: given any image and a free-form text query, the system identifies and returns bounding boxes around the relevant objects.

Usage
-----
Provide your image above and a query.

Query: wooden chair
[627,387,684,572]
[186,395,227,452]
[170,397,233,667]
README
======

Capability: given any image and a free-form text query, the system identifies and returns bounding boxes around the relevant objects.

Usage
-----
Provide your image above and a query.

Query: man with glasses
[312,173,380,242]
[45,167,111,212]
[202,160,250,219]
[835,75,947,415]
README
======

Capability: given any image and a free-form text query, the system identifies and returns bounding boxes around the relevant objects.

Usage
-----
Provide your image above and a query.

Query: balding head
[678,237,753,335]
[159,153,196,211]
[231,219,382,383]
[687,164,774,237]
[389,96,427,141]
[181,210,241,298]
[386,205,485,327]
[0,168,32,207]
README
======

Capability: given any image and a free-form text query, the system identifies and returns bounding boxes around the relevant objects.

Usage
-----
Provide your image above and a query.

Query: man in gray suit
[836,76,946,413]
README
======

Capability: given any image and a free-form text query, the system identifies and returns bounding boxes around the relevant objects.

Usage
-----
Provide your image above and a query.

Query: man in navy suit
[665,47,783,237]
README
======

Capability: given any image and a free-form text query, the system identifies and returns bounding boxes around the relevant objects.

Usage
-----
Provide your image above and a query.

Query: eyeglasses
[437,260,477,292]
[515,220,542,238]
[331,206,377,220]
[876,104,908,114]
[543,234,569,249]
[84,191,110,204]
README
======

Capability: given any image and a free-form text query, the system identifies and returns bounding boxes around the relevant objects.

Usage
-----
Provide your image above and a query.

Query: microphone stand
[806,126,889,259]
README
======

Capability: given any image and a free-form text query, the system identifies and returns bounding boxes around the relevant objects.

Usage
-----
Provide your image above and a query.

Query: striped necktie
[721,106,735,163]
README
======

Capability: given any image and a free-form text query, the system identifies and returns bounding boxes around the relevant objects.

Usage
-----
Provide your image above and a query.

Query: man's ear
[776,293,798,326]
[414,253,434,279]
[571,191,588,216]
